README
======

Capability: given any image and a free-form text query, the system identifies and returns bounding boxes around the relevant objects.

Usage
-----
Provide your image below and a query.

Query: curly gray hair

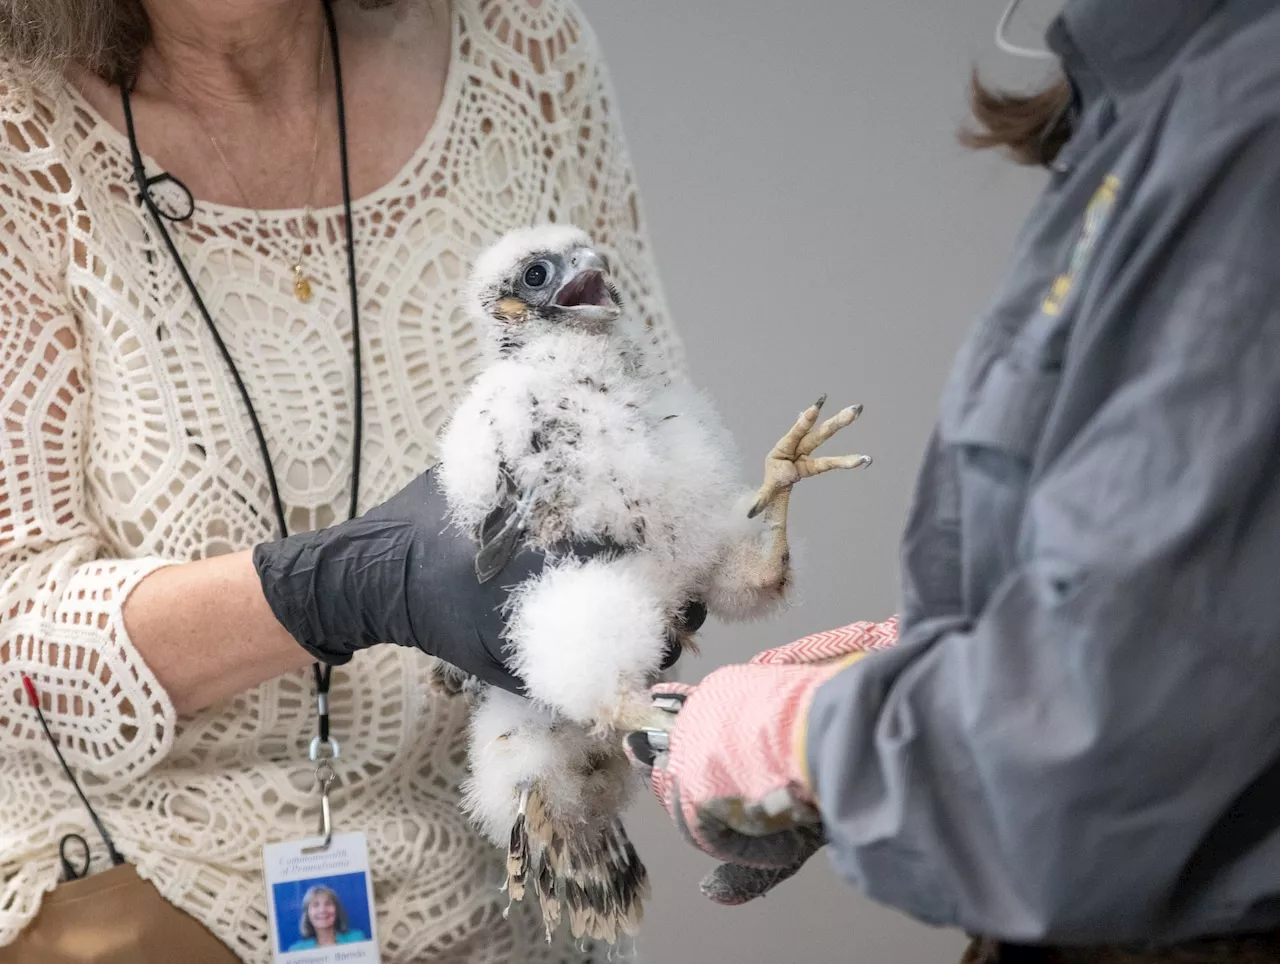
[0,0,397,84]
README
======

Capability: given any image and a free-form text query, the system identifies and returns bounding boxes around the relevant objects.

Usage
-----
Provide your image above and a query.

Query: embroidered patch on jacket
[1042,174,1121,317]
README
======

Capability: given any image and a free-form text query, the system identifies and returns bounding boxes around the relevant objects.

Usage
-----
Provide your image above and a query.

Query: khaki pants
[0,864,241,964]
[963,936,1280,964]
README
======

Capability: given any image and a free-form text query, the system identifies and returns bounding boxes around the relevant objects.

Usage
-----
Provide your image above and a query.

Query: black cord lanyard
[119,0,360,828]
[21,675,125,877]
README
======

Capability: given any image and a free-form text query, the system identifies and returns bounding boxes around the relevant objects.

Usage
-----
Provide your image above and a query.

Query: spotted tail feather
[507,793,529,902]
[505,786,649,944]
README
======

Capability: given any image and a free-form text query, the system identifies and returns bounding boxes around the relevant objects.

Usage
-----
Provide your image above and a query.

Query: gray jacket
[806,0,1280,944]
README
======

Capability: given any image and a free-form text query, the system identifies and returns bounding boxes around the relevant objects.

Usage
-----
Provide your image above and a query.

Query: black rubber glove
[253,468,693,695]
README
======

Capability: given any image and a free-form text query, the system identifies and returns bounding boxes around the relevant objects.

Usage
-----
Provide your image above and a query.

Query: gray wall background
[578,1,1060,961]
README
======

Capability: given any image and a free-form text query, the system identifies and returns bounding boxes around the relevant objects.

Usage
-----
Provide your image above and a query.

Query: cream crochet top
[0,1,683,960]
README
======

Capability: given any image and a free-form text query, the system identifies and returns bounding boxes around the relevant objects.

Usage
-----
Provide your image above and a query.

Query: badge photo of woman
[288,885,368,951]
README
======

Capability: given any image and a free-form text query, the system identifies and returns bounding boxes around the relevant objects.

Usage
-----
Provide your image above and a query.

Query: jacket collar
[1046,0,1223,101]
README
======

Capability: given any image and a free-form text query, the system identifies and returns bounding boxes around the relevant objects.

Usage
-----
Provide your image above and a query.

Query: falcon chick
[436,225,870,945]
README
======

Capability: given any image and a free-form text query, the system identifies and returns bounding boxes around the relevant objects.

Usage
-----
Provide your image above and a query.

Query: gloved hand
[253,467,692,695]
[626,617,898,904]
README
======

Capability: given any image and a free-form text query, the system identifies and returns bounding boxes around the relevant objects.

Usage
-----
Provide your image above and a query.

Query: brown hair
[960,71,1074,167]
[0,0,396,85]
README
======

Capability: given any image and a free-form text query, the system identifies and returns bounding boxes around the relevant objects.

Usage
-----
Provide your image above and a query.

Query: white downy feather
[504,554,671,725]
[462,688,633,847]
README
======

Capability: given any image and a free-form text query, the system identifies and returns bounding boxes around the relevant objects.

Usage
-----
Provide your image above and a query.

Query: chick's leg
[746,395,871,593]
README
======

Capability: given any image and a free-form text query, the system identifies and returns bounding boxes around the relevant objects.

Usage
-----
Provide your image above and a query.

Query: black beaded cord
[120,0,361,748]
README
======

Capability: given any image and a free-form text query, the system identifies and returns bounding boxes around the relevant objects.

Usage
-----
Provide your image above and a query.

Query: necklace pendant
[292,263,313,303]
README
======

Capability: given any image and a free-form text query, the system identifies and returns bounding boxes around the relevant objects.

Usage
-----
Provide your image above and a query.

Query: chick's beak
[553,249,618,315]
[574,249,608,276]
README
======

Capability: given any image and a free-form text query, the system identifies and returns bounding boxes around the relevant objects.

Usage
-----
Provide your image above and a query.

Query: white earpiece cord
[996,0,1058,59]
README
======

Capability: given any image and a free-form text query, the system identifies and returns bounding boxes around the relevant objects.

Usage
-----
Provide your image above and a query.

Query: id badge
[263,832,381,963]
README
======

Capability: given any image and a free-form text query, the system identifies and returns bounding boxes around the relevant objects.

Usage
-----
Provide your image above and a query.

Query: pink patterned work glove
[626,618,898,904]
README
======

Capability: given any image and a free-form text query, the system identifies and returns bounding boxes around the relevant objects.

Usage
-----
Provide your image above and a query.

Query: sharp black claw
[747,501,764,519]
[812,394,827,412]
[850,403,864,418]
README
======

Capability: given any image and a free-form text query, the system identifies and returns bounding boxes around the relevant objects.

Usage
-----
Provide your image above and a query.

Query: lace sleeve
[0,110,178,787]
[555,2,688,375]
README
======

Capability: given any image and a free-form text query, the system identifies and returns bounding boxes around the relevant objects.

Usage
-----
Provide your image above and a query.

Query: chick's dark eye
[523,262,550,288]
